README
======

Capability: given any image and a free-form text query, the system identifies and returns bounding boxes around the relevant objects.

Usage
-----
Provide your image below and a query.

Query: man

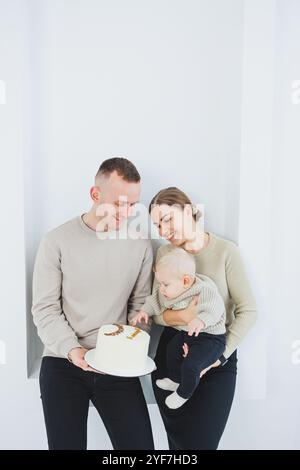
[32,157,154,450]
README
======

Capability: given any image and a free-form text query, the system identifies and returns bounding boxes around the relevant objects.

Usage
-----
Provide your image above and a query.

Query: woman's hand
[178,295,199,324]
[163,295,199,326]
[200,359,221,378]
[187,318,205,337]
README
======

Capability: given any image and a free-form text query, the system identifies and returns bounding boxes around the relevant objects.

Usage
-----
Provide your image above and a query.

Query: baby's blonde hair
[155,247,196,280]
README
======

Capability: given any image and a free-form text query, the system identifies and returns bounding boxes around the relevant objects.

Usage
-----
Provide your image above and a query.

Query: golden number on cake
[104,324,124,336]
[127,327,141,340]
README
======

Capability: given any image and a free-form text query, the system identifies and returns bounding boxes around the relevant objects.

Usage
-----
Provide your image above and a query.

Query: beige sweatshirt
[31,215,153,359]
[153,233,257,359]
[142,274,226,335]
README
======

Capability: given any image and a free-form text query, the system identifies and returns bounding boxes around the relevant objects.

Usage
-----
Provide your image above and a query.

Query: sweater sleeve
[31,236,82,358]
[150,244,170,326]
[141,284,163,317]
[224,243,258,358]
[127,241,154,333]
[196,284,225,328]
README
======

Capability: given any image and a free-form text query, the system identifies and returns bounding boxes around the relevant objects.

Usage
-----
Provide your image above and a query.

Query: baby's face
[155,267,188,300]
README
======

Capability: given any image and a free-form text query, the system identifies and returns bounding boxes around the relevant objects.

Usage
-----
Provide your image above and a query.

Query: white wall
[0,0,299,450]
[267,0,300,440]
[221,0,300,449]
[25,0,243,372]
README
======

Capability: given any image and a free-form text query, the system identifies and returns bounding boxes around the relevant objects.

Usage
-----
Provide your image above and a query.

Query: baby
[131,246,226,409]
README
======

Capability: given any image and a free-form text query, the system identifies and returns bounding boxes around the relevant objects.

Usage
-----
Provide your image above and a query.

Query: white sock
[165,391,188,409]
[156,378,179,392]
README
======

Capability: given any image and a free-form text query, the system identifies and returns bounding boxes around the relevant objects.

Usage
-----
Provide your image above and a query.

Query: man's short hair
[96,157,141,182]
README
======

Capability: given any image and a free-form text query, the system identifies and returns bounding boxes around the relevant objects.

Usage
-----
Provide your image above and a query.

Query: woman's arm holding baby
[153,295,199,326]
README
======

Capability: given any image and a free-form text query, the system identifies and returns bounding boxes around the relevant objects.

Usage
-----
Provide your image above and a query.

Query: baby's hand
[182,342,189,357]
[187,318,205,337]
[130,310,149,326]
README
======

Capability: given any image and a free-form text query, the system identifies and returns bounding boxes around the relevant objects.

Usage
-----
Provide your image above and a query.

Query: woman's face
[151,203,194,246]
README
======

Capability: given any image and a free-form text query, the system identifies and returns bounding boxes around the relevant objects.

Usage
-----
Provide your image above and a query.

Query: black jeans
[152,327,237,450]
[39,356,154,450]
[167,331,226,399]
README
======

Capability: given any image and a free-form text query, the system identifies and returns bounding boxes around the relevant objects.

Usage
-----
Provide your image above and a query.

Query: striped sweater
[142,274,226,335]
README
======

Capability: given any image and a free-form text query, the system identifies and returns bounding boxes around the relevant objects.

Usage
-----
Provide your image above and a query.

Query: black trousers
[152,327,237,450]
[167,331,226,399]
[39,356,154,450]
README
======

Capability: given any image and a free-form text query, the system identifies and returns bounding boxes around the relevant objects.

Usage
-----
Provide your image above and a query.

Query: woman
[149,187,257,450]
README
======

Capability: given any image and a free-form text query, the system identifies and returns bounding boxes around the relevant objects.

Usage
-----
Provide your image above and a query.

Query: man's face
[94,171,141,231]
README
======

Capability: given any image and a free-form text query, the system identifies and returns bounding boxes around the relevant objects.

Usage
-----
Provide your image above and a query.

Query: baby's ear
[183,275,192,287]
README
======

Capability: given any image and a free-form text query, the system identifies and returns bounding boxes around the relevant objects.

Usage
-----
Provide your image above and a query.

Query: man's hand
[130,310,149,326]
[187,317,205,336]
[68,347,105,374]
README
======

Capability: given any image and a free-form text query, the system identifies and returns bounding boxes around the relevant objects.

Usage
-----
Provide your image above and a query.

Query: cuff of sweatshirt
[141,304,155,317]
[222,346,233,360]
[153,312,168,327]
[59,338,82,359]
[219,354,228,366]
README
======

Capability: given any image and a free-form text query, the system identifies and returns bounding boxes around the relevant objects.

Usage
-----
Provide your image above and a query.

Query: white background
[0,0,299,449]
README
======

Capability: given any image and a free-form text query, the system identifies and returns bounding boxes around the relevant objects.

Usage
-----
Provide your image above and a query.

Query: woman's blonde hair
[149,187,201,222]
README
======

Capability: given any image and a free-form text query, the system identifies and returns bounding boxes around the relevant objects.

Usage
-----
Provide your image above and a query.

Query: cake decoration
[84,324,156,376]
[127,327,141,340]
[104,323,124,336]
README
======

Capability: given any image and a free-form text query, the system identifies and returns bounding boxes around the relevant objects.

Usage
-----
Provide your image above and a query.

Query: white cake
[94,324,150,373]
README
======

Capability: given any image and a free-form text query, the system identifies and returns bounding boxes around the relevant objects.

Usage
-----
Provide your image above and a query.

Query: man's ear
[90,185,101,203]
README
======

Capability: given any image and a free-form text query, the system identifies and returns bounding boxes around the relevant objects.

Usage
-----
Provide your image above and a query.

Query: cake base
[85,348,156,377]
